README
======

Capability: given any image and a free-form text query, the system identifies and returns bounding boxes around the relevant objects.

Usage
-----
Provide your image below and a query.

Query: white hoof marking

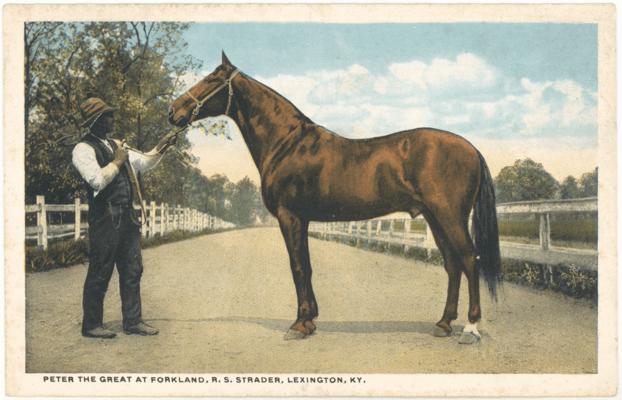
[463,322,481,338]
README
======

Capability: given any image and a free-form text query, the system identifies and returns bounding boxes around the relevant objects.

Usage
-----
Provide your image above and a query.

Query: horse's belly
[301,193,398,221]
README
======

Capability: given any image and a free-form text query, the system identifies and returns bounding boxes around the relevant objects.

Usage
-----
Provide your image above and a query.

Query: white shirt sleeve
[72,142,120,196]
[109,139,163,173]
[128,147,163,173]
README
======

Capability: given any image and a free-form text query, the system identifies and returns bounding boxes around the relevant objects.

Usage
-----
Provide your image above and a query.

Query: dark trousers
[82,205,143,333]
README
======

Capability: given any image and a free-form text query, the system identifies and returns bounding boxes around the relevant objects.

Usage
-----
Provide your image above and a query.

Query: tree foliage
[559,176,580,199]
[25,22,267,225]
[494,159,597,203]
[578,167,598,197]
[494,158,559,203]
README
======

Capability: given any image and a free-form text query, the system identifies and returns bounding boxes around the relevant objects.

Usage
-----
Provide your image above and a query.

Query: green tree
[559,176,581,199]
[25,22,199,204]
[228,177,262,226]
[25,22,270,224]
[494,158,559,203]
[578,167,598,197]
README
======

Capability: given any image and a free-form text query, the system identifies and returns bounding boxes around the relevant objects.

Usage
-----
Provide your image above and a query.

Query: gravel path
[26,228,597,373]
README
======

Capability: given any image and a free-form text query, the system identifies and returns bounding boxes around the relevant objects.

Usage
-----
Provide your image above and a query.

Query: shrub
[26,239,88,272]
[557,265,597,299]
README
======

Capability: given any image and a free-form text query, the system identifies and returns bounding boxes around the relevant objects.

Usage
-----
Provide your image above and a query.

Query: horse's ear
[222,51,232,67]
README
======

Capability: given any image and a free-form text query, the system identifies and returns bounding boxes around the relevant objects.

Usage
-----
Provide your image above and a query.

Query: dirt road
[26,228,596,373]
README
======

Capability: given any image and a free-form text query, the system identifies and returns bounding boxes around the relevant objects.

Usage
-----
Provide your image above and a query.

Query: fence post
[170,205,175,231]
[74,197,81,240]
[424,221,435,259]
[167,204,171,233]
[36,195,48,250]
[176,206,181,230]
[149,201,156,237]
[389,220,395,237]
[403,219,410,239]
[186,208,190,231]
[160,203,166,236]
[403,218,411,253]
[539,213,551,251]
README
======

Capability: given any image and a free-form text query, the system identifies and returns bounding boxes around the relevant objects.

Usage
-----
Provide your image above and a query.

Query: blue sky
[181,23,598,183]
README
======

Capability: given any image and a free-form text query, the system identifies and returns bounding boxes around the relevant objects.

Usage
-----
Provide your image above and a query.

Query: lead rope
[125,158,148,226]
[114,140,147,226]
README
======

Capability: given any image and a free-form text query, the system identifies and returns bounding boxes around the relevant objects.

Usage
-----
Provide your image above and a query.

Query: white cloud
[389,53,499,95]
[250,53,596,141]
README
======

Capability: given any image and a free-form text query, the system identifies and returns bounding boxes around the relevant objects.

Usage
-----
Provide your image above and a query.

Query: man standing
[72,97,177,339]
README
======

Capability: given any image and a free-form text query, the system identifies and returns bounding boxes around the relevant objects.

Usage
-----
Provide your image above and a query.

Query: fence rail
[309,197,598,271]
[26,195,235,249]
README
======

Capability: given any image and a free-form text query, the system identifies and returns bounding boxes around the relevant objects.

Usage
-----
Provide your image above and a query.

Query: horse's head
[169,52,239,127]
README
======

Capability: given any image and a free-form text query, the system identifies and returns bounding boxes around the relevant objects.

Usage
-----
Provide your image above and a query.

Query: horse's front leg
[276,207,318,340]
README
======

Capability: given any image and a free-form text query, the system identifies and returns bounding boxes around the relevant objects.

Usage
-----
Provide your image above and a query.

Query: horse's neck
[231,75,309,172]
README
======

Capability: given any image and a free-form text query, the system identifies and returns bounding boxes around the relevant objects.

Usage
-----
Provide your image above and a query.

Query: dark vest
[80,134,133,220]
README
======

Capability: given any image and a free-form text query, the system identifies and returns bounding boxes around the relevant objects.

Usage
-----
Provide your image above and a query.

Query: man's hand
[112,145,129,168]
[155,130,179,154]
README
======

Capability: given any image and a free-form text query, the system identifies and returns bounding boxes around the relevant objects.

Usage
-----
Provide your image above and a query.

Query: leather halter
[183,69,240,124]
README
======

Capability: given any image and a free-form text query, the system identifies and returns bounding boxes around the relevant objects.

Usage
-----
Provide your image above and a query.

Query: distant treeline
[25,22,267,226]
[494,158,597,203]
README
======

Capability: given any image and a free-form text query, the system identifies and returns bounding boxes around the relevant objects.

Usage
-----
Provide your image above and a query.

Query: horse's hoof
[458,331,481,345]
[432,325,452,337]
[284,329,307,340]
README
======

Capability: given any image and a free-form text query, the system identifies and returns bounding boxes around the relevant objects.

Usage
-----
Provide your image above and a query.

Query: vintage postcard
[3,3,617,397]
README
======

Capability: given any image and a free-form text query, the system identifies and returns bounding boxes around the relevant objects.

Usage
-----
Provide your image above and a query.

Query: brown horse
[169,53,501,344]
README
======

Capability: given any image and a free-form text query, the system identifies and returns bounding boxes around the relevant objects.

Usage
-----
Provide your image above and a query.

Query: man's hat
[80,97,116,128]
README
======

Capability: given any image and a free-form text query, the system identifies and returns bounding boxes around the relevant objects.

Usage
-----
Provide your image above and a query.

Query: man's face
[91,111,117,138]
[101,112,114,133]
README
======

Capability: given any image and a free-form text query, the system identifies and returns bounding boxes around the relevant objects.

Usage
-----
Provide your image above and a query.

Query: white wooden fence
[26,195,235,250]
[309,197,598,270]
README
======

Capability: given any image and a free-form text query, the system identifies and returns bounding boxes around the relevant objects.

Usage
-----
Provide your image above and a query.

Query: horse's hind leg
[427,208,481,343]
[424,212,463,337]
[276,207,318,340]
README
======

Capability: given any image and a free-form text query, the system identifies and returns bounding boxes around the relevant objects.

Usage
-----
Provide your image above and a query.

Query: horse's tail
[473,152,502,300]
